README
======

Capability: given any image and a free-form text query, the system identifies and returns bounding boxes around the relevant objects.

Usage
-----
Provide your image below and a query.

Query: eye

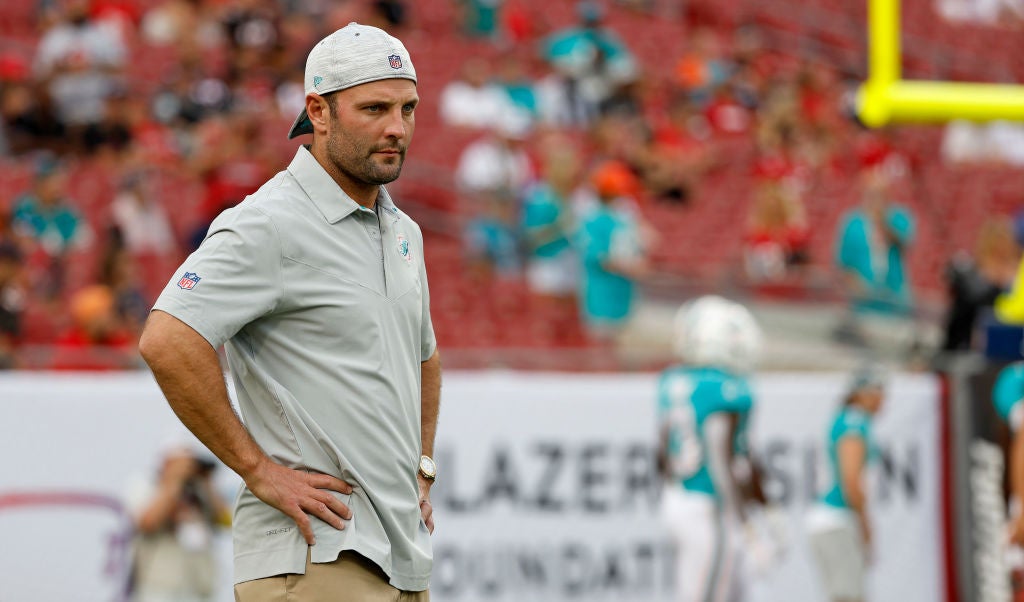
[402,103,416,114]
[365,104,382,113]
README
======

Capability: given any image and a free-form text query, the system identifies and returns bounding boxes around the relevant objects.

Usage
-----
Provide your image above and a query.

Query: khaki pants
[234,550,430,602]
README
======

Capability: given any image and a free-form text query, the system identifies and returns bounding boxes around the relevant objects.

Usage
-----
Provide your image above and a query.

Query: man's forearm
[140,311,268,482]
[745,457,769,506]
[845,482,869,529]
[420,349,441,458]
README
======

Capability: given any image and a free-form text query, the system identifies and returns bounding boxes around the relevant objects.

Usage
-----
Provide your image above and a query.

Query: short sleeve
[151,205,283,349]
[414,223,437,361]
[836,410,870,442]
[719,377,754,456]
[522,188,555,230]
[720,376,753,414]
[579,214,613,267]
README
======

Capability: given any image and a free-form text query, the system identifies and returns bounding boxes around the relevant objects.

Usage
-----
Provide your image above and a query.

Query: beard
[326,127,406,187]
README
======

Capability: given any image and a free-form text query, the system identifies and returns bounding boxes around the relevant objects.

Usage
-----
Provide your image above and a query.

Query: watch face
[420,456,436,477]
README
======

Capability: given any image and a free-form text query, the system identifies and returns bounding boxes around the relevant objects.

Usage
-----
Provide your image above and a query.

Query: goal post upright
[856,0,1024,127]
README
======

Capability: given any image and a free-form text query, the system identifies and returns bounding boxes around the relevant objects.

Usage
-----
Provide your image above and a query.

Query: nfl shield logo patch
[177,272,201,290]
[388,54,402,69]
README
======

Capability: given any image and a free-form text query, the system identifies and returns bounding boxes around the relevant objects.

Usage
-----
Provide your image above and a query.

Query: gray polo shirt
[152,146,436,590]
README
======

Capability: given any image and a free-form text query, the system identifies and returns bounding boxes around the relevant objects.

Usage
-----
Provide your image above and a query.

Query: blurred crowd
[439,0,940,351]
[936,0,1024,25]
[0,0,386,368]
[0,0,1022,369]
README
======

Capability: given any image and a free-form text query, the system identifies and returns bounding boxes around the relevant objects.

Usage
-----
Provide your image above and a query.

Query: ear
[306,93,331,137]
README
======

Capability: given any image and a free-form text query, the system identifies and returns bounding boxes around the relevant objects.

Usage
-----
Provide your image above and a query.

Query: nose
[383,106,408,140]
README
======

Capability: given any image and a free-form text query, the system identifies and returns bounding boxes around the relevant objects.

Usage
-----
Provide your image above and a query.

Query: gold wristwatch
[418,455,437,482]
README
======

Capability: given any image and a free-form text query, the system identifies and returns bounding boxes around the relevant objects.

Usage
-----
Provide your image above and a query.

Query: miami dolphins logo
[397,233,412,265]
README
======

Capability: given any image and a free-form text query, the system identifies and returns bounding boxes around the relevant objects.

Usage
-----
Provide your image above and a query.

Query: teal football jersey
[657,365,754,500]
[821,406,874,509]
[993,362,1024,429]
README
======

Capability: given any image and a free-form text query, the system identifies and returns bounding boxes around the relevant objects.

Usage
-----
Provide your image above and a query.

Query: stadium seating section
[1,0,1022,363]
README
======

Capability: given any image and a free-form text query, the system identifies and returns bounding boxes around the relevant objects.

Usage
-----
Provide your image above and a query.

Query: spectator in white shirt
[440,57,518,130]
[455,110,535,198]
[111,171,177,256]
[33,0,126,130]
[943,120,1024,167]
[456,112,535,278]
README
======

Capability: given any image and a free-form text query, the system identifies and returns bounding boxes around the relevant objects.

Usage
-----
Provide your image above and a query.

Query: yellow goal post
[856,0,1024,126]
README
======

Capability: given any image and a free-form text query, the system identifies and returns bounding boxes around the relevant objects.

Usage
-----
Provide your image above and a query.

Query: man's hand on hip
[418,474,434,534]
[245,459,354,545]
[1010,512,1024,546]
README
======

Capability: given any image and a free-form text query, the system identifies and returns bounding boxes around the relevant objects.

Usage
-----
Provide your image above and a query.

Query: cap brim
[287,108,314,139]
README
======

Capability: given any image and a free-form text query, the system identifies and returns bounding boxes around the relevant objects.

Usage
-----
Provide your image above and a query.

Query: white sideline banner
[430,372,942,602]
[0,373,237,602]
[0,371,941,602]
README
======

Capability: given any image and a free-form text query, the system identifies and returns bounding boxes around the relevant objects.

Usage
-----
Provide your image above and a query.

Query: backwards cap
[847,362,888,394]
[287,23,417,139]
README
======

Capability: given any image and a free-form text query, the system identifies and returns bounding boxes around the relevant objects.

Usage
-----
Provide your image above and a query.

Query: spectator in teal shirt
[835,169,915,316]
[12,154,92,257]
[457,0,500,38]
[543,2,634,79]
[576,161,648,338]
[495,55,539,119]
[541,2,637,124]
[522,142,580,300]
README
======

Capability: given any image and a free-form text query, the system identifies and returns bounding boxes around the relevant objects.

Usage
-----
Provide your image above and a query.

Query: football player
[657,296,779,602]
[993,362,1024,545]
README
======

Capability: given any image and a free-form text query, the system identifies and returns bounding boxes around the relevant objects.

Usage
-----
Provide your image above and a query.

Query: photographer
[125,435,232,602]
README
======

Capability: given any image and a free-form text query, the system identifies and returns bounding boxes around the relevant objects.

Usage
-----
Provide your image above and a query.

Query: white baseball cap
[287,22,417,139]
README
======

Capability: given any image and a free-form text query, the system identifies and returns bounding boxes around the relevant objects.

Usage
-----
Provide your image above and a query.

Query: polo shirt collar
[288,145,397,224]
[376,186,401,223]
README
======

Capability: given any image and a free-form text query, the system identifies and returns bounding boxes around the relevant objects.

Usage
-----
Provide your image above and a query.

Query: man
[12,153,93,300]
[139,23,440,602]
[439,57,514,131]
[657,295,774,602]
[835,169,915,312]
[576,160,649,340]
[834,167,915,345]
[806,366,886,602]
[541,1,637,125]
[125,432,232,602]
[521,139,581,300]
[455,111,533,280]
[33,0,126,137]
[52,284,135,370]
[12,153,93,257]
[993,362,1024,545]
